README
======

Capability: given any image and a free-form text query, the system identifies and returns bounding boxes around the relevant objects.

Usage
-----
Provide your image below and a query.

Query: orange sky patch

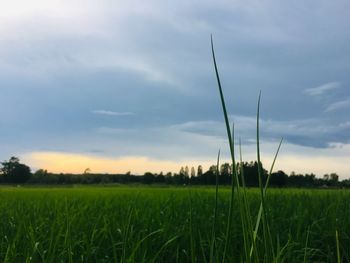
[23,151,213,174]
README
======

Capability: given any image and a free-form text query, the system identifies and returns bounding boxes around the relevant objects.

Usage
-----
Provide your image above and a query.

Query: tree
[197,165,203,177]
[220,163,231,184]
[143,172,155,184]
[155,172,165,183]
[190,167,196,178]
[34,169,48,177]
[203,165,217,184]
[179,167,185,176]
[323,174,330,181]
[330,173,339,182]
[1,157,31,183]
[329,173,339,186]
[184,166,189,177]
[269,170,288,187]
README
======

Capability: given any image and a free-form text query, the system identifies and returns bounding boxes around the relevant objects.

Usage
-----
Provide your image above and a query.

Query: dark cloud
[0,0,349,163]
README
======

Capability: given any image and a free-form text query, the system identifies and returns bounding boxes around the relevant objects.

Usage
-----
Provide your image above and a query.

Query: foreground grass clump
[0,186,349,262]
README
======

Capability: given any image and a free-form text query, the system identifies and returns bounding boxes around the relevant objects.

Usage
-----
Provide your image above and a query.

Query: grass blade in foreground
[255,92,275,261]
[211,36,286,262]
[336,229,341,263]
[209,150,220,263]
[211,35,252,263]
[239,139,259,262]
[249,137,283,259]
[210,36,239,263]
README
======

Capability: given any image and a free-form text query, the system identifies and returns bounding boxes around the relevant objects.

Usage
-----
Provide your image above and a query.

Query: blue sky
[0,0,349,177]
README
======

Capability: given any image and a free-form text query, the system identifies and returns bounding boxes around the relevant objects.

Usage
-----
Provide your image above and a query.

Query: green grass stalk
[250,137,283,259]
[303,226,310,263]
[189,188,195,263]
[210,35,237,263]
[336,229,341,263]
[239,139,258,263]
[209,150,220,263]
[255,92,275,261]
[211,35,253,263]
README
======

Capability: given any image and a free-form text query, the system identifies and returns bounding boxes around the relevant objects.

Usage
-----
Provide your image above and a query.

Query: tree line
[0,156,348,188]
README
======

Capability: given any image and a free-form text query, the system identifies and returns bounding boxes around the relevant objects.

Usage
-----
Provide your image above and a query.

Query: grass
[210,35,344,262]
[0,186,350,262]
[211,35,280,262]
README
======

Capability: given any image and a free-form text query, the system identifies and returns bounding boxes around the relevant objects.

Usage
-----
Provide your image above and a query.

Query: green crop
[0,186,349,262]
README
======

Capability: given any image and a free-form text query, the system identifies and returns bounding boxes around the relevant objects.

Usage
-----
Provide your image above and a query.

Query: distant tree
[304,173,316,187]
[1,157,31,183]
[179,167,185,176]
[173,172,185,185]
[197,165,203,177]
[242,161,259,187]
[322,173,339,186]
[341,179,350,188]
[329,173,339,186]
[165,172,172,184]
[202,165,217,184]
[143,172,155,184]
[34,169,48,177]
[30,169,47,182]
[155,172,165,183]
[288,172,314,187]
[269,170,288,187]
[184,166,189,177]
[190,167,196,178]
[323,174,330,181]
[220,163,231,184]
[330,173,339,182]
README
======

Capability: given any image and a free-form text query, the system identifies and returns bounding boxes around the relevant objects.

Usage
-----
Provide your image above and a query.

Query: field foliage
[0,186,349,262]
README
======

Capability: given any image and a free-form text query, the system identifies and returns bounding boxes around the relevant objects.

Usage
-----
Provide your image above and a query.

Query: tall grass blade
[210,35,234,157]
[128,229,163,262]
[64,198,73,263]
[336,229,341,263]
[250,137,283,259]
[210,150,220,263]
[211,35,236,263]
[265,138,283,192]
[255,91,275,261]
[211,36,250,263]
[189,188,195,263]
[221,124,237,263]
[121,194,139,263]
[303,226,310,263]
[150,235,179,263]
[239,139,258,263]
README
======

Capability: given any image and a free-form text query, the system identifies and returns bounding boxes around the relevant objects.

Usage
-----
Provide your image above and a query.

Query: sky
[0,0,349,177]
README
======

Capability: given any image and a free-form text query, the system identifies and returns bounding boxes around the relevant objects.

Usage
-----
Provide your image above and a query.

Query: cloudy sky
[0,0,349,177]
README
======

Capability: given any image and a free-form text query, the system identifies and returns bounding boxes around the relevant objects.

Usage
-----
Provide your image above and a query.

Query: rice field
[0,185,349,262]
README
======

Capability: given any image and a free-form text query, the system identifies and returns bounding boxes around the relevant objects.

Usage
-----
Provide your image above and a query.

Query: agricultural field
[0,185,349,262]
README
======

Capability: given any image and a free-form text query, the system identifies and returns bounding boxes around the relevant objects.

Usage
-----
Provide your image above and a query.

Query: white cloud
[92,110,135,116]
[325,98,350,112]
[87,54,179,86]
[339,121,350,129]
[304,81,340,96]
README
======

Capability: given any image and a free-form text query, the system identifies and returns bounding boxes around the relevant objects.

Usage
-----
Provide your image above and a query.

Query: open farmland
[0,186,349,262]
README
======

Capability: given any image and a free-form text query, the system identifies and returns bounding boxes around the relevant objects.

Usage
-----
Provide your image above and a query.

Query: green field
[0,185,349,262]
